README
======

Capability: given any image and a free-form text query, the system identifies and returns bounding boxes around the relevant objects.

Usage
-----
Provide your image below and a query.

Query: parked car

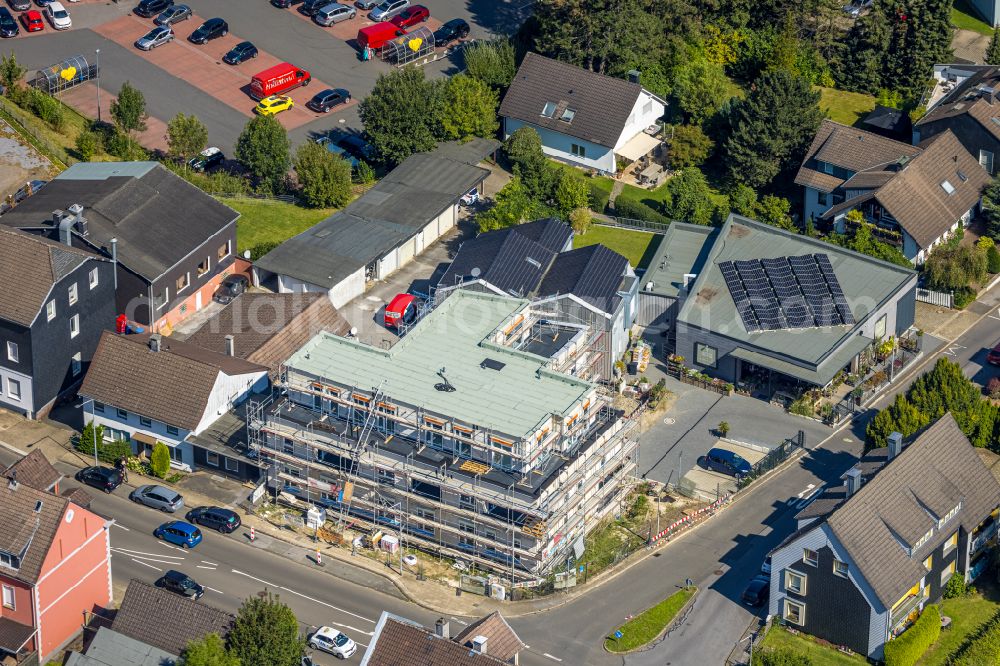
[20,8,42,30]
[460,188,479,206]
[133,0,172,19]
[988,340,1000,366]
[255,95,294,116]
[356,22,405,51]
[154,3,190,25]
[7,0,31,11]
[44,1,69,29]
[389,3,426,28]
[697,447,752,479]
[186,506,242,533]
[156,569,205,599]
[384,293,417,329]
[0,8,18,37]
[134,25,173,50]
[368,0,408,21]
[314,2,355,25]
[298,0,329,15]
[316,135,359,168]
[433,18,468,46]
[354,0,378,7]
[213,274,249,303]
[223,41,258,64]
[188,17,227,44]
[332,131,374,162]
[75,466,122,493]
[131,484,185,512]
[188,146,224,172]
[306,88,350,113]
[34,0,49,5]
[271,0,301,6]
[153,520,203,548]
[308,626,357,659]
[741,575,770,607]
[761,554,771,576]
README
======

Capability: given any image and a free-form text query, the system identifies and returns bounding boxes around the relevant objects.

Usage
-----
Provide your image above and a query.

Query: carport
[32,55,96,95]
[380,27,435,66]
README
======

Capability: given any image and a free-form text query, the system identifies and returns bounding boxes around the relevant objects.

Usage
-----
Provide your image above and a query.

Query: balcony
[971,521,998,555]
[891,592,924,633]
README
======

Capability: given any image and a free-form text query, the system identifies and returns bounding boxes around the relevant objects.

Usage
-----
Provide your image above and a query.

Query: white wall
[86,408,193,470]
[504,118,616,173]
[276,274,326,295]
[613,90,666,152]
[0,368,33,417]
[194,370,269,433]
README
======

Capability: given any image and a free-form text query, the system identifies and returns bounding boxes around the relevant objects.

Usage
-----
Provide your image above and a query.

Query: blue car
[698,447,752,479]
[154,520,203,548]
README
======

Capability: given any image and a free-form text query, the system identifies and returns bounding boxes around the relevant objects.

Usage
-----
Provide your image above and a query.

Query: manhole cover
[663,417,676,425]
[714,569,724,575]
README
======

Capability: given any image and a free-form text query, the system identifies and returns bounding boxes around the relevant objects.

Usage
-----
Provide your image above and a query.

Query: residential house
[768,415,1000,660]
[361,612,524,665]
[80,331,268,474]
[453,612,525,665]
[436,218,640,378]
[111,580,234,658]
[251,289,639,578]
[2,450,62,495]
[65,627,177,666]
[0,472,112,663]
[795,120,990,263]
[861,105,912,141]
[0,226,116,419]
[499,53,666,174]
[254,139,498,308]
[1,162,241,331]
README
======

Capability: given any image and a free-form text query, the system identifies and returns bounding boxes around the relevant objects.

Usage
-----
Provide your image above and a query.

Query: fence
[916,287,953,308]
[736,431,805,489]
[596,216,672,234]
[211,191,301,204]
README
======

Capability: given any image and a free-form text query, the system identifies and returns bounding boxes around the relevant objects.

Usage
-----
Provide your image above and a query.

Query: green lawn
[919,588,1000,665]
[759,625,868,666]
[952,0,994,35]
[574,225,661,268]
[220,197,337,254]
[816,86,878,127]
[604,586,696,653]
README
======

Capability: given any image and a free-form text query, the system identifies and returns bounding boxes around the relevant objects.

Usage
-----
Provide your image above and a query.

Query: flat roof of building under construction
[285,290,594,438]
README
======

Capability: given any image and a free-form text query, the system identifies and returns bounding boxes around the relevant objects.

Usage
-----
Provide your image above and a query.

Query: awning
[0,617,35,654]
[731,334,872,386]
[617,132,662,162]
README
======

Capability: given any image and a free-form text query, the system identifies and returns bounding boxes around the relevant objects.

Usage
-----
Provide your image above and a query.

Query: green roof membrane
[286,290,594,438]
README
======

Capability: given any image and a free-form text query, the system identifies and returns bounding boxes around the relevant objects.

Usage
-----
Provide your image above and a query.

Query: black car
[134,0,173,18]
[7,0,30,12]
[271,0,301,6]
[214,274,249,303]
[188,146,224,172]
[0,8,18,37]
[299,0,329,15]
[333,131,375,162]
[186,506,242,533]
[156,569,205,599]
[223,41,258,64]
[189,17,227,43]
[741,575,770,607]
[433,18,468,46]
[76,466,123,493]
[306,88,351,113]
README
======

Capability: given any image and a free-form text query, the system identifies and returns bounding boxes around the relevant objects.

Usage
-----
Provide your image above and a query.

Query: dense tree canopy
[235,115,290,193]
[359,67,442,165]
[228,594,304,666]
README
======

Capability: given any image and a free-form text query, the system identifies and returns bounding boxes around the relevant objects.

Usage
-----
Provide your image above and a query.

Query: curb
[602,586,699,655]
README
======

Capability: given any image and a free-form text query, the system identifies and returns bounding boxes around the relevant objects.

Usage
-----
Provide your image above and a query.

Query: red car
[384,293,417,329]
[988,341,1000,366]
[21,9,43,31]
[390,4,428,28]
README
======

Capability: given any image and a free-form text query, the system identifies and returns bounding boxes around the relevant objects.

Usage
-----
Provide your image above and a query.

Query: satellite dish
[349,327,358,337]
[470,267,481,278]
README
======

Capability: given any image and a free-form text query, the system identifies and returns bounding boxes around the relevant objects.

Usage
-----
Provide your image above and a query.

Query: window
[0,552,16,569]
[166,425,179,436]
[875,314,887,340]
[415,508,435,521]
[169,447,182,462]
[803,548,818,567]
[820,161,834,175]
[139,416,152,427]
[570,143,586,158]
[197,257,211,276]
[224,457,239,472]
[154,289,168,311]
[459,520,475,534]
[784,570,807,594]
[941,560,957,586]
[206,452,220,467]
[71,352,82,377]
[491,451,513,471]
[559,108,576,123]
[695,343,718,368]
[68,282,78,305]
[176,272,190,292]
[70,314,79,338]
[914,528,934,551]
[924,554,933,570]
[7,379,20,401]
[93,401,105,413]
[817,191,828,207]
[541,102,557,117]
[833,559,849,578]
[941,180,956,195]
[783,599,805,625]
[6,341,17,363]
[46,300,56,321]
[283,438,294,454]
[2,584,13,609]
[116,408,128,419]
[459,494,475,511]
[944,531,959,553]
[981,149,994,174]
[217,241,230,261]
[89,267,99,289]
[938,503,961,528]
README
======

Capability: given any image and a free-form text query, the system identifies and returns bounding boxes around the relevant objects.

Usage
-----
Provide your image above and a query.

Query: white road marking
[130,558,161,572]
[342,625,373,636]
[945,344,967,356]
[796,484,815,498]
[113,547,184,560]
[201,560,218,566]
[989,308,1000,321]
[115,553,188,566]
[196,565,217,570]
[231,569,377,624]
[206,586,224,594]
[112,523,130,531]
[232,570,279,588]
[450,617,468,625]
[155,541,187,553]
[543,653,563,662]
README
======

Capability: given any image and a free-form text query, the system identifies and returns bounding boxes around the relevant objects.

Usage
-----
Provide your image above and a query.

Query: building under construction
[248,289,640,581]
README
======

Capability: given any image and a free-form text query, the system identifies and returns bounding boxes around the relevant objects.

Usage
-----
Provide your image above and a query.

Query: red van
[384,293,417,329]
[357,23,406,51]
[250,62,311,100]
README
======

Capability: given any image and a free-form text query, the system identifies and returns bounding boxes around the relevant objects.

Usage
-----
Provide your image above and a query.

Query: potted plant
[638,376,650,392]
[717,421,731,438]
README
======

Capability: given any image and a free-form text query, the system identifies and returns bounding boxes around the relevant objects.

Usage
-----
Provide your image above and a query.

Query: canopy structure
[616,131,662,162]
[380,27,435,67]
[32,55,97,95]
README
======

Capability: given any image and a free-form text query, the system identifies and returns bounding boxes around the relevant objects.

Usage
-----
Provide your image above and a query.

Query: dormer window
[560,108,576,123]
[941,180,956,194]
[913,527,934,551]
[541,102,557,118]
[820,161,834,175]
[937,502,961,529]
[0,551,19,570]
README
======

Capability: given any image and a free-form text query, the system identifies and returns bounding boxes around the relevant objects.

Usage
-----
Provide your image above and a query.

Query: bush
[883,604,940,666]
[107,132,148,160]
[21,87,64,130]
[988,376,1000,399]
[150,442,171,479]
[943,572,967,599]
[75,423,133,464]
[354,160,376,185]
[588,181,610,214]
[75,130,99,161]
[953,286,977,309]
[952,610,1000,666]
[247,241,279,261]
[613,197,671,224]
[988,245,1000,274]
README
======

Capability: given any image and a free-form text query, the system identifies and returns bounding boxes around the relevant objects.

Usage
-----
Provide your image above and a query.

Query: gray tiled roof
[361,613,507,666]
[453,612,524,663]
[916,66,1000,141]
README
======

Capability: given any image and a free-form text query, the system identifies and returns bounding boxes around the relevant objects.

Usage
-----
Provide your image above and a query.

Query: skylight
[560,108,576,123]
[941,180,956,195]
[541,102,557,118]
[957,170,968,182]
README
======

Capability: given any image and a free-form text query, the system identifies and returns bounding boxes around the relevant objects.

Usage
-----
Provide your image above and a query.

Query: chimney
[225,334,235,357]
[68,203,88,237]
[434,618,449,639]
[52,209,66,226]
[7,470,17,490]
[472,636,488,655]
[149,333,162,353]
[683,273,697,289]
[844,467,861,497]
[888,431,902,460]
[627,69,640,84]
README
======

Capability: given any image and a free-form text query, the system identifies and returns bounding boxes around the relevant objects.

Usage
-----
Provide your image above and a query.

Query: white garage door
[397,238,416,267]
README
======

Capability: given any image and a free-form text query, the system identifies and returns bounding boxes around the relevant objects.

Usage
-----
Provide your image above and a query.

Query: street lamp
[94,49,101,124]
[739,632,757,666]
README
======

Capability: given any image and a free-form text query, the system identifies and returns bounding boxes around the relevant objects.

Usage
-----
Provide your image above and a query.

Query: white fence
[915,287,953,309]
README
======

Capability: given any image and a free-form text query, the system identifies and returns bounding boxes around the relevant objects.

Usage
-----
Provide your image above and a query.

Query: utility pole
[94,49,101,123]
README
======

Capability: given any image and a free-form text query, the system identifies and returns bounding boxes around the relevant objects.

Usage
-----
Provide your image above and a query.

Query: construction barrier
[649,494,733,545]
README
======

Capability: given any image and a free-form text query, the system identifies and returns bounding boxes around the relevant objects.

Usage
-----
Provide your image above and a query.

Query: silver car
[314,1,355,25]
[154,4,192,25]
[354,0,378,7]
[368,0,407,21]
[130,484,184,512]
[135,25,173,50]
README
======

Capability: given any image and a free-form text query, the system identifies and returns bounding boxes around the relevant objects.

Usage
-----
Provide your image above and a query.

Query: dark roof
[255,141,497,290]
[863,105,910,134]
[183,293,351,374]
[0,478,69,584]
[0,226,101,327]
[795,120,921,193]
[112,580,234,657]
[453,612,524,663]
[81,332,267,431]
[539,244,629,311]
[824,415,1000,608]
[3,449,62,492]
[0,617,35,654]
[361,613,506,666]
[916,66,1000,141]
[60,485,93,509]
[500,53,645,149]
[65,627,177,666]
[0,162,239,282]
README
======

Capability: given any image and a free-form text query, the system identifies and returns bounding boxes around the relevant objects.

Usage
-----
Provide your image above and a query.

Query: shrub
[568,207,592,235]
[613,197,671,224]
[952,610,1000,666]
[247,241,279,261]
[883,604,940,666]
[953,286,977,309]
[150,442,171,479]
[76,423,134,464]
[943,572,967,599]
[22,87,64,130]
[757,646,812,666]
[75,131,99,161]
[717,421,730,437]
[107,132,148,160]
[588,181,610,214]
[989,377,1000,400]
[988,245,1000,274]
[354,160,376,185]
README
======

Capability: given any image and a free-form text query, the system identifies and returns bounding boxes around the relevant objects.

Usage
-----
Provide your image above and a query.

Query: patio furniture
[639,163,663,185]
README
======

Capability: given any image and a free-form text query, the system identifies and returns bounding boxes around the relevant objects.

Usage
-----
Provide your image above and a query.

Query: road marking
[342,625,373,636]
[196,565,217,570]
[206,586,224,594]
[944,344,967,356]
[231,569,377,624]
[796,484,815,498]
[543,653,563,662]
[989,308,1000,321]
[450,617,468,625]
[130,558,161,572]
[232,570,279,588]
[115,553,188,566]
[155,541,187,553]
[113,547,184,560]
[112,523,130,531]
[201,560,218,566]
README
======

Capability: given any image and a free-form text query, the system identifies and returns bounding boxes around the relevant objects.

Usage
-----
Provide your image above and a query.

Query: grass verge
[573,225,661,268]
[219,197,337,254]
[918,586,1000,665]
[952,0,994,35]
[759,625,868,666]
[816,86,878,127]
[604,586,696,653]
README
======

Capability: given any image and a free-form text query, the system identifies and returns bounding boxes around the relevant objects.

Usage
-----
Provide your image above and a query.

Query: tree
[476,177,534,232]
[293,141,353,208]
[569,206,592,234]
[228,592,305,666]
[439,75,499,141]
[988,28,1000,66]
[150,442,171,479]
[167,113,208,161]
[78,422,104,459]
[831,214,911,267]
[235,114,290,193]
[668,124,714,168]
[503,126,557,201]
[865,394,928,448]
[671,57,737,124]
[755,194,795,231]
[988,245,1000,274]
[924,244,988,291]
[727,183,758,216]
[554,171,589,215]
[724,69,822,188]
[0,52,25,95]
[75,131,99,161]
[463,39,516,90]
[359,67,441,165]
[666,167,713,225]
[181,634,240,666]
[110,82,148,136]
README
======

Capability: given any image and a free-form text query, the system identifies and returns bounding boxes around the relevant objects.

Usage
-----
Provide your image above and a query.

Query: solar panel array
[719,253,856,333]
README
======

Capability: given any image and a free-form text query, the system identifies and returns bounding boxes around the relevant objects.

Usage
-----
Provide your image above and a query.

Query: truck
[356,23,406,51]
[249,62,311,100]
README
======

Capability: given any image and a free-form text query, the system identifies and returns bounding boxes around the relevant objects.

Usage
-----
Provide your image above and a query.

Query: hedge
[952,610,1000,666]
[588,181,610,214]
[75,437,132,465]
[883,604,940,666]
[613,196,671,225]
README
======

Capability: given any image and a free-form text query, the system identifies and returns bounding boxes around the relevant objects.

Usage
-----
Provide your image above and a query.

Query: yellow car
[255,95,294,116]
